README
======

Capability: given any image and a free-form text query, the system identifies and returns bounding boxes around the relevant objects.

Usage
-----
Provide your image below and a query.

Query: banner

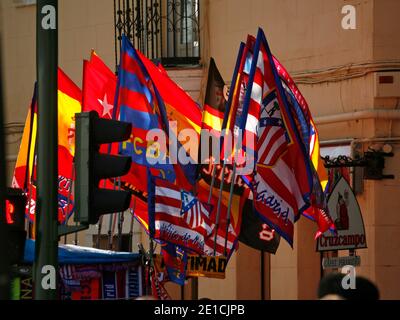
[148,177,213,254]
[102,271,117,300]
[239,29,313,246]
[71,278,101,300]
[187,255,227,279]
[154,254,227,280]
[239,200,280,254]
[126,265,143,299]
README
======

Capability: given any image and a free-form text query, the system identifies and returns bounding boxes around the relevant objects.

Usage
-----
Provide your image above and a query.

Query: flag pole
[96,216,103,248]
[66,160,74,244]
[107,215,113,249]
[261,251,265,300]
[223,164,236,256]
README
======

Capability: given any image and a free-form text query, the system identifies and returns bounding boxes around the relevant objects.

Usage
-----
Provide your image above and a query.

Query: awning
[23,239,141,265]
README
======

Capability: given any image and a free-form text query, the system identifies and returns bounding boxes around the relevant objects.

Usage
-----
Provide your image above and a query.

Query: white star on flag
[98,94,113,118]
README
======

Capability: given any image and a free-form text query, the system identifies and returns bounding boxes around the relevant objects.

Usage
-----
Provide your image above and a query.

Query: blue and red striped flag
[160,242,187,286]
[116,36,175,181]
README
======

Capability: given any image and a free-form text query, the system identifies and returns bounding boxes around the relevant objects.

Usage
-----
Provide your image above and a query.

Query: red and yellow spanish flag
[12,69,82,225]
[12,87,37,191]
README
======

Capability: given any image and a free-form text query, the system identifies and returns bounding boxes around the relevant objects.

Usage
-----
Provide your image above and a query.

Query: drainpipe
[315,109,400,125]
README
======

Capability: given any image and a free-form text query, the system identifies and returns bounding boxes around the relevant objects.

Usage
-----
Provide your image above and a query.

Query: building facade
[1,0,399,299]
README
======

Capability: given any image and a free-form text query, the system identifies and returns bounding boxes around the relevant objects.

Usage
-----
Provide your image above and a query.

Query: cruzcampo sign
[317,176,367,251]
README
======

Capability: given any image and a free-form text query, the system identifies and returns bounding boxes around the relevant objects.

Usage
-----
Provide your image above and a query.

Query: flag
[58,68,82,159]
[136,48,202,186]
[201,58,226,134]
[196,180,248,258]
[83,50,159,231]
[239,198,281,254]
[199,57,247,191]
[273,55,334,238]
[82,52,117,119]
[160,242,187,286]
[198,49,251,259]
[150,268,171,300]
[12,85,37,192]
[137,50,202,137]
[148,177,213,255]
[82,51,121,193]
[274,56,328,190]
[57,69,82,224]
[239,29,313,246]
[117,36,175,180]
[12,70,81,224]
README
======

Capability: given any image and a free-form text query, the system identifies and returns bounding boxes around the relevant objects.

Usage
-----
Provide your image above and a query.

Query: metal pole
[0,36,11,300]
[34,0,59,300]
[180,282,185,300]
[107,214,114,250]
[260,251,265,300]
[117,177,124,251]
[191,278,198,300]
[223,163,236,256]
[128,198,136,252]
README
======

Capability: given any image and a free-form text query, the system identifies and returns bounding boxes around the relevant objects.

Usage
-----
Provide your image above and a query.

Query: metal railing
[114,0,200,70]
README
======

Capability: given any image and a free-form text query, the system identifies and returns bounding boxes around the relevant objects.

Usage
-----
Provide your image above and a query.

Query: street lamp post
[34,0,59,300]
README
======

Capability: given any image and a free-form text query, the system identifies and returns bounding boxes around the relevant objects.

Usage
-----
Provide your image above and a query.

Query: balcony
[114,0,200,68]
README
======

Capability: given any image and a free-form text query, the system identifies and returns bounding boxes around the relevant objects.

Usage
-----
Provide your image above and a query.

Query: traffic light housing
[75,111,132,225]
[5,188,27,265]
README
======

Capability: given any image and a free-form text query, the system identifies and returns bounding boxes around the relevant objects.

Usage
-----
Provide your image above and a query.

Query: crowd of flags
[12,27,336,294]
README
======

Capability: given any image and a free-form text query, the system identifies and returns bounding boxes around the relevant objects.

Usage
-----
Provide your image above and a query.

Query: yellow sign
[187,255,227,279]
[154,255,227,280]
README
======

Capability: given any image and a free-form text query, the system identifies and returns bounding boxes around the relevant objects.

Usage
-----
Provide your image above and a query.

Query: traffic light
[74,111,132,225]
[5,188,27,265]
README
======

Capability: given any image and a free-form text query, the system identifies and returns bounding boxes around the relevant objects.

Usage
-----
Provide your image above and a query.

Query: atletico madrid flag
[238,29,313,246]
[148,177,213,255]
[273,55,334,238]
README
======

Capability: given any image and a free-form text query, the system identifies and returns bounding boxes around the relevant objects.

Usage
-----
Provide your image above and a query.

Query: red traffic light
[5,199,15,224]
[4,188,27,229]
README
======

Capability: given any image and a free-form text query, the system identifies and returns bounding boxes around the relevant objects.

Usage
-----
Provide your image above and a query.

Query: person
[335,193,349,230]
[317,273,379,300]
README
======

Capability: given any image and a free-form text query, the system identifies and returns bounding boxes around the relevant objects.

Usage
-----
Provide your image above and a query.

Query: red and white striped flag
[238,29,313,246]
[149,178,213,254]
